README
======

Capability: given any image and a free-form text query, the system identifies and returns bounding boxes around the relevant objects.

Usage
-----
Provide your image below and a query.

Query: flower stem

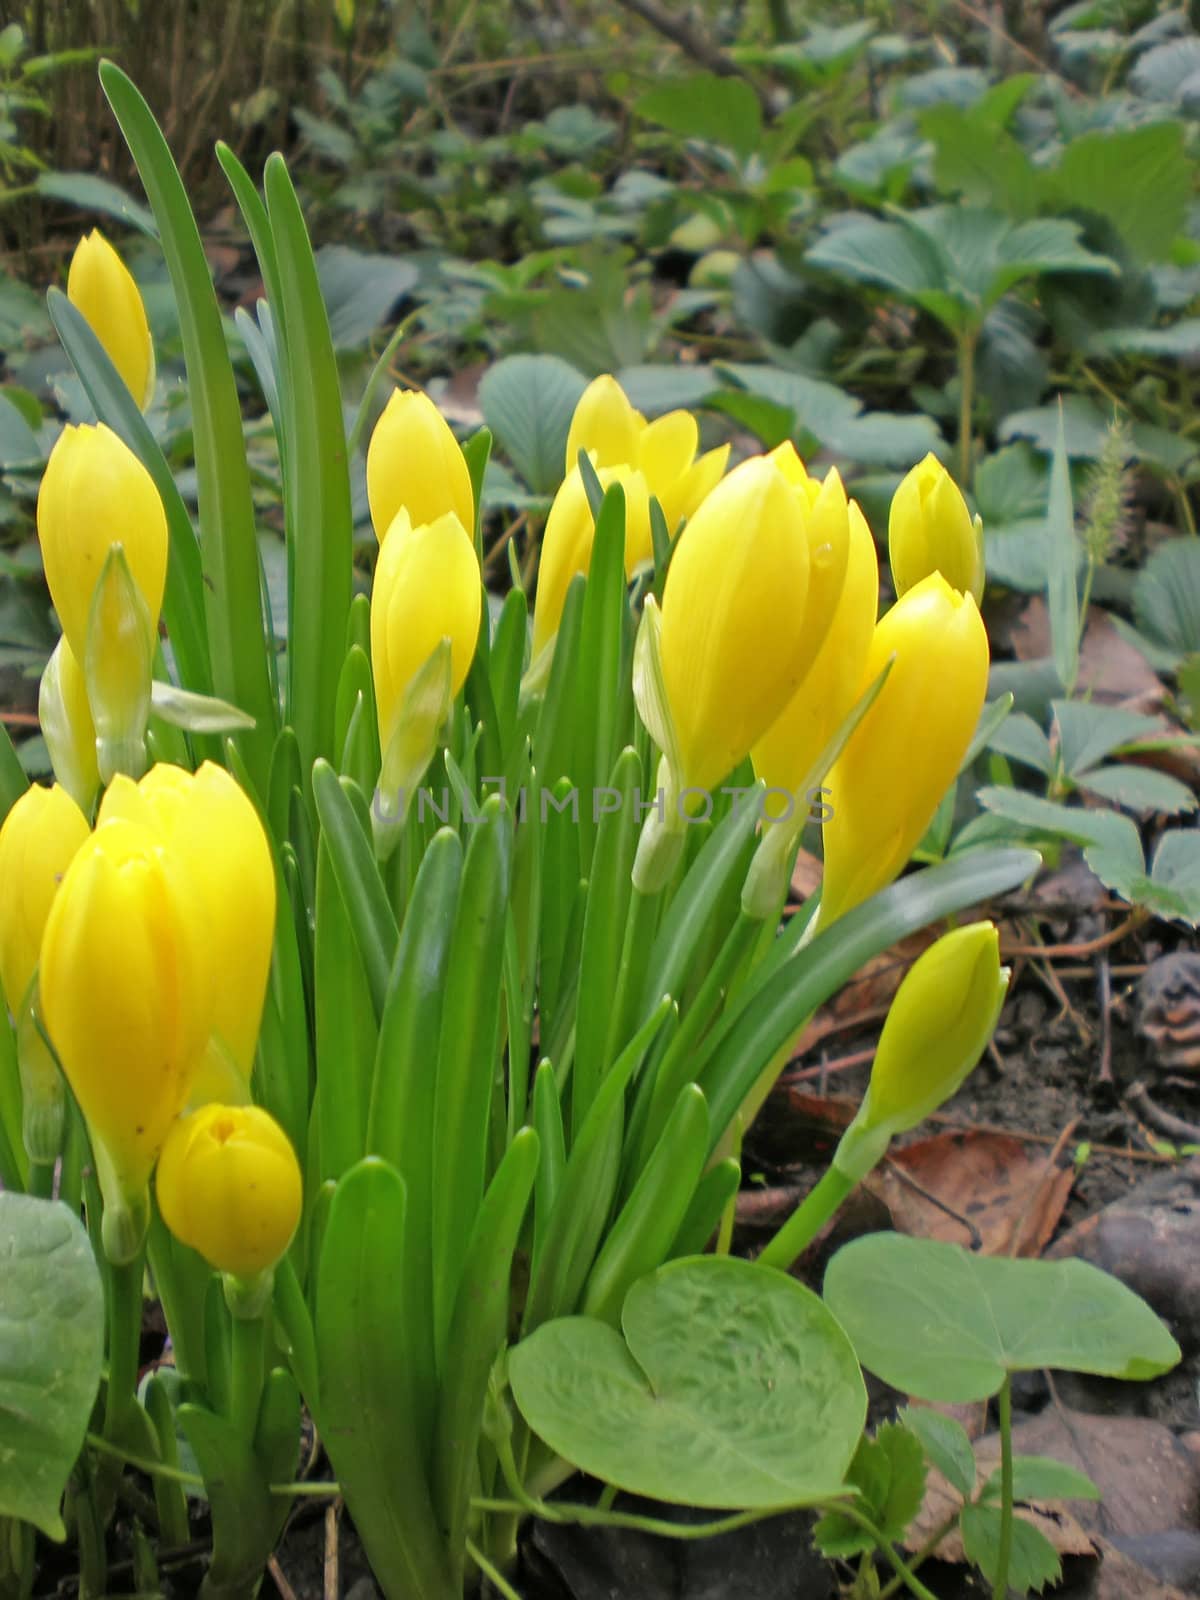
[993,1373,1014,1599]
[756,1165,857,1272]
[229,1312,265,1442]
[958,330,978,489]
[103,1253,144,1448]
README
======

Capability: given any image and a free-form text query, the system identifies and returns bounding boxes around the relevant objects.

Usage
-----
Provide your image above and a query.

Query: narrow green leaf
[99,62,277,787]
[1046,402,1079,694]
[314,837,377,1179]
[431,798,513,1358]
[316,1159,456,1600]
[432,1128,538,1579]
[263,154,353,777]
[312,759,398,1022]
[0,722,28,825]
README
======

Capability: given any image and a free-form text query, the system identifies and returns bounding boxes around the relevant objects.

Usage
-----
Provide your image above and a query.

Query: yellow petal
[565,375,644,473]
[888,453,983,603]
[156,1103,302,1278]
[36,423,168,666]
[0,783,90,1012]
[366,388,475,544]
[657,442,730,533]
[659,456,811,794]
[636,410,698,498]
[819,572,989,926]
[67,230,155,409]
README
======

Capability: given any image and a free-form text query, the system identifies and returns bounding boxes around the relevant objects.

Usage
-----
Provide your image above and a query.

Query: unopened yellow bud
[0,783,90,1015]
[835,923,1009,1179]
[753,497,879,799]
[366,389,475,545]
[530,461,651,659]
[67,230,155,409]
[98,762,275,1086]
[39,817,215,1258]
[658,456,814,795]
[39,638,100,816]
[156,1103,302,1280]
[889,453,984,604]
[820,572,989,927]
[37,423,167,668]
[566,374,644,472]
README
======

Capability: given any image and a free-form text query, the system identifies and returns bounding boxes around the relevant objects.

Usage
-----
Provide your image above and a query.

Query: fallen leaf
[1012,600,1164,708]
[866,1130,1074,1256]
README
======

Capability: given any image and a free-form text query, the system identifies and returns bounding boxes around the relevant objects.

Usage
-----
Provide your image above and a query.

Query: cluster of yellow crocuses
[2,227,992,1283]
[0,760,299,1275]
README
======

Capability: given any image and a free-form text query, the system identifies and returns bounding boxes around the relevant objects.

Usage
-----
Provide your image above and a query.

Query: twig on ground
[269,1555,301,1600]
[1097,955,1113,1085]
[1125,1082,1200,1145]
[610,0,765,97]
[324,1499,341,1600]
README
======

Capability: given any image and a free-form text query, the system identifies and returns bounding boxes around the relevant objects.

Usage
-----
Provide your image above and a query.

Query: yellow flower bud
[659,455,813,794]
[366,389,475,545]
[98,762,275,1086]
[835,923,1009,1179]
[820,572,990,927]
[753,496,879,799]
[156,1103,302,1279]
[67,230,155,409]
[36,423,168,674]
[371,509,482,793]
[0,783,90,1015]
[530,461,651,659]
[888,453,984,604]
[566,375,644,473]
[39,638,100,816]
[565,375,729,541]
[39,816,215,1257]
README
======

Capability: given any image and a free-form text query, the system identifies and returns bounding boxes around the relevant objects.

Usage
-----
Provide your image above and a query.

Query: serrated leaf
[635,73,763,163]
[824,1235,1180,1404]
[479,354,588,496]
[1053,122,1191,262]
[1000,396,1196,473]
[981,1454,1100,1505]
[0,1195,104,1539]
[960,1503,1062,1593]
[1075,762,1197,816]
[986,712,1054,775]
[34,169,156,234]
[0,392,42,469]
[901,1407,977,1500]
[1052,699,1164,778]
[1090,320,1200,358]
[1133,537,1200,658]
[314,246,418,351]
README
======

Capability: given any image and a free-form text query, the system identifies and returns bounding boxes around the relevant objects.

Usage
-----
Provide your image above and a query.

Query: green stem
[229,1312,265,1441]
[27,1158,54,1201]
[466,1539,525,1600]
[70,1466,108,1600]
[994,1374,1014,1600]
[103,1254,145,1448]
[756,1166,857,1272]
[958,330,978,489]
[145,1212,205,1384]
[607,886,661,1068]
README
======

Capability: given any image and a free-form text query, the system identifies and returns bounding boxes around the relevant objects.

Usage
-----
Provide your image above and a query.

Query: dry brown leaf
[904,1464,1096,1562]
[1011,599,1163,708]
[866,1130,1074,1255]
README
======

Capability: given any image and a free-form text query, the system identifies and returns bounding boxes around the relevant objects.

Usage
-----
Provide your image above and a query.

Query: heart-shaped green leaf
[824,1235,1180,1404]
[509,1255,866,1508]
[0,1195,104,1539]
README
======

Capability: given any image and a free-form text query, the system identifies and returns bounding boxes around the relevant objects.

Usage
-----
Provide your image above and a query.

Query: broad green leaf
[901,1406,976,1500]
[824,1235,1180,1404]
[315,245,418,350]
[0,1195,103,1539]
[986,712,1054,775]
[960,1503,1061,1594]
[34,169,155,235]
[1053,122,1191,263]
[716,362,942,465]
[1090,321,1200,358]
[1000,396,1196,473]
[977,785,1144,868]
[981,1455,1099,1505]
[1076,762,1197,816]
[510,1256,866,1508]
[616,364,720,415]
[1133,537,1200,660]
[635,73,763,164]
[0,392,41,468]
[479,353,587,496]
[922,104,1037,217]
[1052,700,1163,779]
